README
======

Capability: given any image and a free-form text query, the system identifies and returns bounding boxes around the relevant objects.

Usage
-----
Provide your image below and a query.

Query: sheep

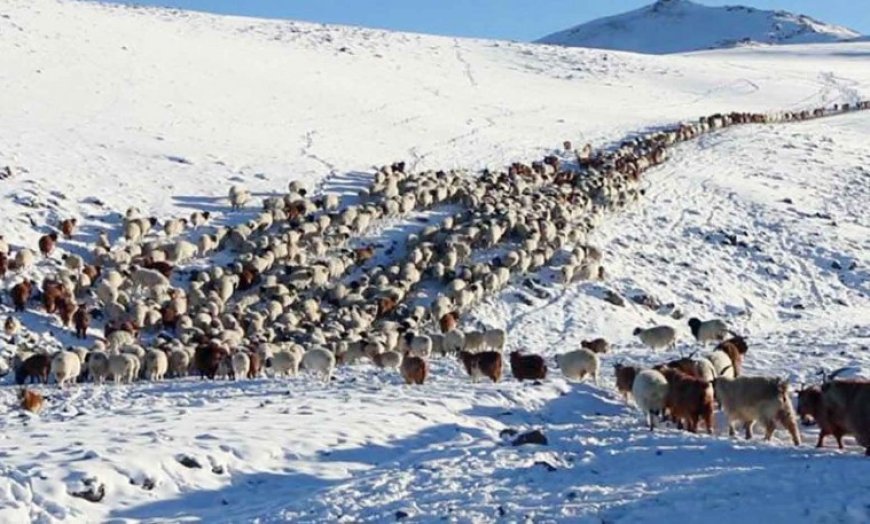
[458,351,502,383]
[658,367,715,434]
[4,315,21,336]
[632,325,676,351]
[555,349,598,384]
[190,211,211,227]
[16,354,51,385]
[38,232,58,257]
[439,311,459,333]
[688,317,733,345]
[442,330,465,355]
[129,268,170,291]
[144,349,168,381]
[614,363,640,402]
[269,348,301,377]
[163,218,188,237]
[109,353,139,384]
[712,336,748,376]
[713,375,801,445]
[85,351,110,385]
[407,333,433,358]
[51,351,82,388]
[168,348,191,378]
[229,184,252,210]
[632,369,670,431]
[704,350,736,379]
[231,351,251,380]
[19,388,44,414]
[372,350,402,370]
[14,248,36,271]
[483,328,506,351]
[820,377,870,455]
[580,338,610,354]
[400,354,428,385]
[301,348,335,383]
[797,385,847,449]
[509,351,547,381]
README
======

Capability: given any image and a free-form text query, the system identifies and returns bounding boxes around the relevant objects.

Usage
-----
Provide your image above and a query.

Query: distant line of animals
[2,100,868,456]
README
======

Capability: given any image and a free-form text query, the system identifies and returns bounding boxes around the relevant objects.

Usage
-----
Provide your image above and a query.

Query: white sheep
[144,349,168,381]
[632,369,670,431]
[483,328,506,351]
[408,334,433,358]
[269,348,301,377]
[554,348,599,384]
[632,325,676,351]
[163,218,187,237]
[301,348,335,384]
[688,317,732,345]
[229,184,252,210]
[168,348,191,378]
[231,351,251,379]
[14,249,36,271]
[129,268,170,291]
[109,353,140,384]
[463,330,486,353]
[51,351,82,388]
[86,351,110,384]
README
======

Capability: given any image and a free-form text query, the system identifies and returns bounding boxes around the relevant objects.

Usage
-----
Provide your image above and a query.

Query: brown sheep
[439,311,459,333]
[581,338,610,354]
[38,232,58,257]
[509,351,547,381]
[797,385,847,449]
[458,350,502,383]
[195,342,229,380]
[659,367,715,434]
[15,354,51,385]
[10,280,33,312]
[60,218,78,239]
[614,363,640,402]
[354,245,376,264]
[821,378,870,456]
[73,306,90,339]
[400,353,428,385]
[82,264,102,282]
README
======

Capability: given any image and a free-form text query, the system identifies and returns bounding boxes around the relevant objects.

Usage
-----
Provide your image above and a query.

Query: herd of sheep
[1,100,868,457]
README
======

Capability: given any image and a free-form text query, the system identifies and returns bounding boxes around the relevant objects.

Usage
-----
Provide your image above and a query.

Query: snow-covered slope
[538,0,862,54]
[1,0,869,522]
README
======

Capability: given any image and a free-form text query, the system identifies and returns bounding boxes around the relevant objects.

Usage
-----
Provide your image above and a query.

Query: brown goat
[82,264,102,282]
[195,342,229,380]
[400,353,428,385]
[458,350,502,383]
[797,385,847,449]
[42,279,68,315]
[15,354,51,385]
[660,367,715,434]
[10,280,33,312]
[581,338,610,354]
[247,351,262,379]
[439,311,459,333]
[614,363,640,402]
[144,260,174,278]
[509,351,547,381]
[73,306,90,339]
[354,245,376,264]
[821,379,870,456]
[38,232,58,257]
[20,388,45,413]
[57,297,77,328]
[0,252,7,278]
[60,218,78,239]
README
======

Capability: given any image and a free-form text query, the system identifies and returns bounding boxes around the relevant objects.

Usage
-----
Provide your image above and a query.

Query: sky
[105,1,868,40]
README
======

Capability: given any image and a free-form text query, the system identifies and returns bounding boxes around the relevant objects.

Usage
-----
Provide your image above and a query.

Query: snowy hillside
[538,0,862,54]
[1,0,870,522]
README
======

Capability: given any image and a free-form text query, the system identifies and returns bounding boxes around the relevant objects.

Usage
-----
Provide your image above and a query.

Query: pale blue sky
[104,1,867,40]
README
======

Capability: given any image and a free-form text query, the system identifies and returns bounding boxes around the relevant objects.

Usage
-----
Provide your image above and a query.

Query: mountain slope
[538,0,862,54]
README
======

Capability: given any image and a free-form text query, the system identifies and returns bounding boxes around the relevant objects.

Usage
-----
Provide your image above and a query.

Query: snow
[1,0,869,522]
[538,0,863,54]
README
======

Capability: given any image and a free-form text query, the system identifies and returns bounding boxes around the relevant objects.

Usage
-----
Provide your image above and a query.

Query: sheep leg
[647,412,655,431]
[728,422,736,438]
[763,420,776,441]
[835,433,844,450]
[744,421,754,440]
[815,432,826,448]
